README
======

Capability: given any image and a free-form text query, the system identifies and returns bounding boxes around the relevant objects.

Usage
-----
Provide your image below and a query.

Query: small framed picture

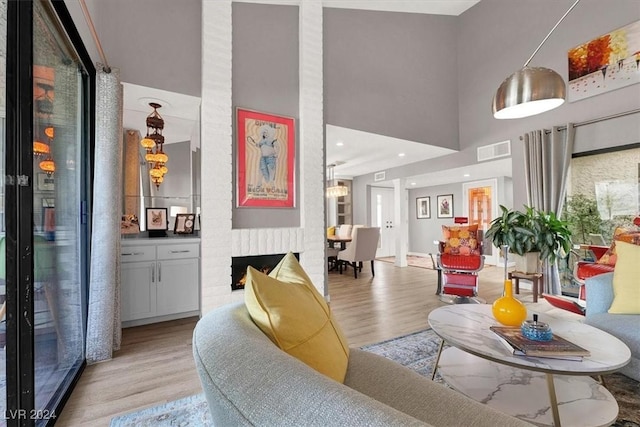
[37,173,54,191]
[146,208,168,231]
[437,194,454,218]
[174,213,196,234]
[416,197,430,219]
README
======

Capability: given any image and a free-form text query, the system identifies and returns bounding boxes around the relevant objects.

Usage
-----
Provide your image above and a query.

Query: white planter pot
[513,252,540,274]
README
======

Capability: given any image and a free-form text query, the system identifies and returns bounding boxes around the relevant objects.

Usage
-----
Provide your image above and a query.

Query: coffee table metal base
[437,347,618,427]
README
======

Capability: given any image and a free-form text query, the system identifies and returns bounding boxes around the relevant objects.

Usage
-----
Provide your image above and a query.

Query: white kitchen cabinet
[121,238,200,327]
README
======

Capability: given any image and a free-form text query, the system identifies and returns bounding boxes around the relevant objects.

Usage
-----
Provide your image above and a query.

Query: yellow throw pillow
[244,253,350,382]
[608,241,640,314]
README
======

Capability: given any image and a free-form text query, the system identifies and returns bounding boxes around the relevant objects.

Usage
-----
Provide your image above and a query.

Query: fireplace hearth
[231,253,299,291]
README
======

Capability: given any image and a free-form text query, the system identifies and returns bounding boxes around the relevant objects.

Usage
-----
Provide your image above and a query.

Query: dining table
[327,235,352,250]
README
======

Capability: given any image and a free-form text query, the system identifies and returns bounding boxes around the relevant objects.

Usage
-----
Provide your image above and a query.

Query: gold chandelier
[140,102,168,189]
[34,83,56,176]
[326,164,348,198]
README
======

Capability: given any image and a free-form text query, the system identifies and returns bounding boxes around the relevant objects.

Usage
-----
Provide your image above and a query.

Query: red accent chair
[573,245,613,299]
[438,252,484,299]
[436,222,485,303]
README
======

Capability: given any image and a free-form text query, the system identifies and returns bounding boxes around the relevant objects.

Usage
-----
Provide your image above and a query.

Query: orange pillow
[442,224,480,256]
[597,227,640,266]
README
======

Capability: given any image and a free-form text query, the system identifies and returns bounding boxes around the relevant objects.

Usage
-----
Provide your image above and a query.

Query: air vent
[477,140,511,162]
[374,171,386,182]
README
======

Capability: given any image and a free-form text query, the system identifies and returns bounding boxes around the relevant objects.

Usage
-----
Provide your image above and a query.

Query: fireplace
[231,253,299,291]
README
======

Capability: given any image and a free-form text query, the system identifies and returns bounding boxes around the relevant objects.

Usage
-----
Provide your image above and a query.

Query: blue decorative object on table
[521,314,553,341]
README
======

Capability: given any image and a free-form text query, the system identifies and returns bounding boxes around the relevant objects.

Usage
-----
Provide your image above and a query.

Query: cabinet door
[155,258,199,316]
[121,261,156,321]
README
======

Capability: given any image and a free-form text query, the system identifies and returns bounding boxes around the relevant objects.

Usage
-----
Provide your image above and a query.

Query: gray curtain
[86,65,123,363]
[523,125,575,295]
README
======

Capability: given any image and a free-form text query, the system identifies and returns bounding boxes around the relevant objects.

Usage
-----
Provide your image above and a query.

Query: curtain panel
[86,65,123,363]
[523,125,575,294]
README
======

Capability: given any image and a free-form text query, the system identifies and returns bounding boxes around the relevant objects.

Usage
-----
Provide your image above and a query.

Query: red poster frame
[237,108,295,208]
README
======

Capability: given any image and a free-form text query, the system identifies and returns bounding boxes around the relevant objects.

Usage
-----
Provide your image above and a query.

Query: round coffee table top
[428,304,630,375]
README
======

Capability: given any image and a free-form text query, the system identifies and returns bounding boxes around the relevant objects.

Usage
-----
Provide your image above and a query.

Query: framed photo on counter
[174,213,196,234]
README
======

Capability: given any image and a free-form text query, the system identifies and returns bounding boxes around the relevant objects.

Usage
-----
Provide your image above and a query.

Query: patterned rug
[110,329,639,426]
[377,255,434,269]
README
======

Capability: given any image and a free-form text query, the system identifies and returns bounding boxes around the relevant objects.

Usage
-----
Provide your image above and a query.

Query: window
[565,145,640,244]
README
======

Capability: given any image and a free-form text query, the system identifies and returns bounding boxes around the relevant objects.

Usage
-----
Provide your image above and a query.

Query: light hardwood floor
[56,260,511,426]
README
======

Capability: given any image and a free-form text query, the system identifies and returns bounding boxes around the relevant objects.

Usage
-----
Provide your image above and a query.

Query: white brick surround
[200,0,326,313]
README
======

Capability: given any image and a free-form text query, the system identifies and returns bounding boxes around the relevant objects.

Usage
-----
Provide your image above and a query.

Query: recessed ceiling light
[410,182,416,186]
[463,173,471,177]
[336,141,344,146]
[398,153,405,157]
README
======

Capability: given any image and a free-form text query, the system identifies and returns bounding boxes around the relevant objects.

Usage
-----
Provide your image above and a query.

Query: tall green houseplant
[486,205,572,273]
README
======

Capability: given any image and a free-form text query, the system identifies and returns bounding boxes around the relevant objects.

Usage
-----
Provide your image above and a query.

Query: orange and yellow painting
[568,20,640,102]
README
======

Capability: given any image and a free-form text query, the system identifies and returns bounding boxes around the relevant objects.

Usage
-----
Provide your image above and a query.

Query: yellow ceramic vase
[492,279,527,327]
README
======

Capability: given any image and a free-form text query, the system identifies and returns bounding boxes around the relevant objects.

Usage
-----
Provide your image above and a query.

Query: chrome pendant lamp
[492,0,581,119]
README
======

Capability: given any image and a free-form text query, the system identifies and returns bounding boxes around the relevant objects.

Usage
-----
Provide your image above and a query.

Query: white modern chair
[337,227,380,278]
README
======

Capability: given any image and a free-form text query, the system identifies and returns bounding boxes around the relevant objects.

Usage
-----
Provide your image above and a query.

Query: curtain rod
[559,108,640,131]
[520,108,640,139]
[79,0,111,73]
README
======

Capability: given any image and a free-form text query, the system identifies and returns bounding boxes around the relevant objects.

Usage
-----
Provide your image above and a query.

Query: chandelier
[34,83,56,176]
[140,102,168,189]
[326,164,348,198]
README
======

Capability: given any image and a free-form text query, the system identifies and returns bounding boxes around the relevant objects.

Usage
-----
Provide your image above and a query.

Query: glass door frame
[5,1,95,425]
[462,179,499,266]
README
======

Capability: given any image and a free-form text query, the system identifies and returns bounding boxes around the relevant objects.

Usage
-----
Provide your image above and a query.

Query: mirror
[122,83,201,235]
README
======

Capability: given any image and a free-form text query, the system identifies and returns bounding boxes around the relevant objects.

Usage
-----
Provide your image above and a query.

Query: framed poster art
[146,208,168,231]
[236,108,295,208]
[174,213,196,234]
[437,194,454,218]
[416,197,430,219]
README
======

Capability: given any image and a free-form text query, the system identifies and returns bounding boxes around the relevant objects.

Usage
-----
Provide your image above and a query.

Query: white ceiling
[122,83,201,144]
[326,125,456,179]
[234,0,481,16]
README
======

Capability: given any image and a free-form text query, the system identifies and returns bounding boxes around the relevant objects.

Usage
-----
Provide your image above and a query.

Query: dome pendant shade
[492,67,566,119]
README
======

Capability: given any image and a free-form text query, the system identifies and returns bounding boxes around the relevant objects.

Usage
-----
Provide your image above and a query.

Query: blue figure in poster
[248,124,278,189]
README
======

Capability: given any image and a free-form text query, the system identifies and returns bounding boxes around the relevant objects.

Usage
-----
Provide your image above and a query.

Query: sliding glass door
[4,1,93,424]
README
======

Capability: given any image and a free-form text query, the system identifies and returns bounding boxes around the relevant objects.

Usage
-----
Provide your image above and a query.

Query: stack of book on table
[490,326,591,361]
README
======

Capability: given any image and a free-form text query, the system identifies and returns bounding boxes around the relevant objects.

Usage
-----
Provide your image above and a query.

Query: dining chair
[337,227,380,278]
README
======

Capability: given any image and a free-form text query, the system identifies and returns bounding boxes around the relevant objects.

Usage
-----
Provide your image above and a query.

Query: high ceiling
[70,0,493,189]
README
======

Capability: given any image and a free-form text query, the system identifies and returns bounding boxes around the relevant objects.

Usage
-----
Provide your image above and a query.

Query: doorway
[462,179,498,265]
[371,187,394,257]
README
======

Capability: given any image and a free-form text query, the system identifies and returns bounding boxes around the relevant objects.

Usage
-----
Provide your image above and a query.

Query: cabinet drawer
[121,245,156,262]
[157,243,200,260]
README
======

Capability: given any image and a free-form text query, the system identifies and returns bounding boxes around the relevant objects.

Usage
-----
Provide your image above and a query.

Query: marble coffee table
[428,304,631,427]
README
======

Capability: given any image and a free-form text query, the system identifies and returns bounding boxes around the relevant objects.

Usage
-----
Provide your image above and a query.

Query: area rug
[110,329,639,426]
[377,255,435,269]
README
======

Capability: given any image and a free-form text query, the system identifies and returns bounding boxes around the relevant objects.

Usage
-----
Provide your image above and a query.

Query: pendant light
[492,0,581,119]
[326,164,348,198]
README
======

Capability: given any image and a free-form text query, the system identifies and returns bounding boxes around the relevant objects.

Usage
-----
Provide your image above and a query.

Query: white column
[200,0,234,314]
[393,179,408,267]
[298,0,326,295]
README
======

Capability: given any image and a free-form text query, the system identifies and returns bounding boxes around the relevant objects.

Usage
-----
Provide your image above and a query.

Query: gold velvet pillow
[244,253,350,382]
[442,224,480,255]
[608,241,640,314]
